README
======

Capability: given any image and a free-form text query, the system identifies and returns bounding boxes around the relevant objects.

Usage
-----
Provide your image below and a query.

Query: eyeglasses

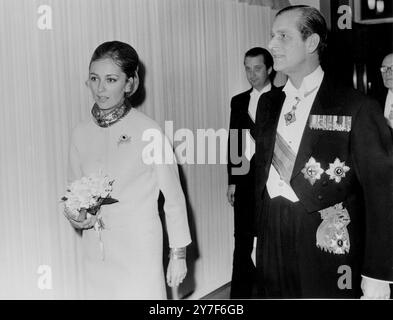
[380,66,393,73]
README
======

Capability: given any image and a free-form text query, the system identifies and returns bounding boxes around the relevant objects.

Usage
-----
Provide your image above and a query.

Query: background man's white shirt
[384,89,393,121]
[244,83,272,161]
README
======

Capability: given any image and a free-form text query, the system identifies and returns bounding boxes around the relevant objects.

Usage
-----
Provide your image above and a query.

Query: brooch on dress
[301,157,324,185]
[117,134,131,146]
[316,202,351,255]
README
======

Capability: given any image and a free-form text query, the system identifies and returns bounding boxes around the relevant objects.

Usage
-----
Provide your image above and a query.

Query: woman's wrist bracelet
[169,247,186,260]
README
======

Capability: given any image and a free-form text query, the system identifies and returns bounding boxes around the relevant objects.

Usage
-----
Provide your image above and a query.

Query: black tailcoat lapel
[254,87,285,200]
[260,90,285,167]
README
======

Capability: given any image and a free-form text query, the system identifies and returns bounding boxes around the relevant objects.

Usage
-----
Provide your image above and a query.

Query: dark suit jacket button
[318,195,323,200]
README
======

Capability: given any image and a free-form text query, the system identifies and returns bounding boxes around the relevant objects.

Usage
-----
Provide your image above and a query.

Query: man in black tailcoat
[227,47,277,298]
[254,5,393,299]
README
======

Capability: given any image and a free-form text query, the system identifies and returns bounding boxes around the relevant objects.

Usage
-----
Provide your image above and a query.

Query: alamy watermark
[141,121,251,176]
[337,265,352,290]
[37,5,52,30]
[37,264,52,290]
[337,5,352,30]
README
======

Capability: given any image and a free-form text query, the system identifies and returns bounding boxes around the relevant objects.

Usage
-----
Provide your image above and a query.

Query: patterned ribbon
[93,216,105,261]
[272,132,296,184]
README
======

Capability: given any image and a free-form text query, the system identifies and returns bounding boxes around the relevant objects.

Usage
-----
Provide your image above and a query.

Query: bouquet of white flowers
[61,172,118,223]
[61,172,118,260]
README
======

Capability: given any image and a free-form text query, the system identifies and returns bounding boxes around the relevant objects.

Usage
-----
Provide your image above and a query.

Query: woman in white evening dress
[65,41,191,299]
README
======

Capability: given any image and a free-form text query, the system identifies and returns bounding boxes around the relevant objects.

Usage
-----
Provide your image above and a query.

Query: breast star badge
[301,157,324,185]
[326,158,350,183]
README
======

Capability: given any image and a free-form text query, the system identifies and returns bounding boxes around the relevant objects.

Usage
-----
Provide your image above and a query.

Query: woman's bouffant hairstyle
[89,41,139,80]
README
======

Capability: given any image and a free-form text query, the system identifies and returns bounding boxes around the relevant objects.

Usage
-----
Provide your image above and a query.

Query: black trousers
[230,182,256,299]
[255,191,362,299]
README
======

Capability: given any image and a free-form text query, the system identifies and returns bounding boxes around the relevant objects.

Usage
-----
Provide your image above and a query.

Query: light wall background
[0,0,272,299]
[0,0,319,299]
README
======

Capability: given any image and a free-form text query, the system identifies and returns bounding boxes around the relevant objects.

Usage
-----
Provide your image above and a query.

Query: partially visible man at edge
[381,53,393,129]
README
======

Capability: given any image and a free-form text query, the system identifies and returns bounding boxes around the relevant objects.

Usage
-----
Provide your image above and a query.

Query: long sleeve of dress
[154,132,192,249]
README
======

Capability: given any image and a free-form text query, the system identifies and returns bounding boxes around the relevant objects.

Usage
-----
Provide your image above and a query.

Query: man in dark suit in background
[381,53,393,129]
[380,53,393,297]
[254,5,393,299]
[227,47,275,298]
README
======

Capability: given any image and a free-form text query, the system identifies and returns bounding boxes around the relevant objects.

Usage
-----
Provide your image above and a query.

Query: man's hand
[226,184,236,206]
[360,277,391,299]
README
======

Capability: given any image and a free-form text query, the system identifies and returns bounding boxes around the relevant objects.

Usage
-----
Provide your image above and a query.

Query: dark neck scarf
[91,98,132,128]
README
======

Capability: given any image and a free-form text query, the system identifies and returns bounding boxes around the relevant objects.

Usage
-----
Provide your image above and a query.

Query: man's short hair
[276,5,328,57]
[244,47,274,71]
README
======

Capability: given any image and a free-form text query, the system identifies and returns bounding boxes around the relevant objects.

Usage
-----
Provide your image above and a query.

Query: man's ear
[306,33,320,54]
[267,66,273,76]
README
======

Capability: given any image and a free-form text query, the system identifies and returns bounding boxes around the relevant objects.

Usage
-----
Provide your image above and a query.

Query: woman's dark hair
[89,41,139,79]
[276,5,328,58]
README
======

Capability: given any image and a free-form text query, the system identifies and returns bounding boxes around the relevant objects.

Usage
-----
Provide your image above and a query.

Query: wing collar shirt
[249,83,272,122]
[266,66,324,202]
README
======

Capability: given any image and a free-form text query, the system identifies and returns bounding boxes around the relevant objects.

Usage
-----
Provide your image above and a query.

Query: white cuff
[361,275,393,284]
